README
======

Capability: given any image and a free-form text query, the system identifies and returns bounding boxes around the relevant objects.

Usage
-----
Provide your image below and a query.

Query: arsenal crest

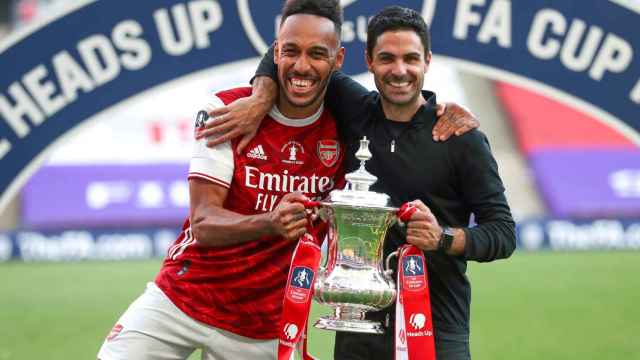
[317,140,340,167]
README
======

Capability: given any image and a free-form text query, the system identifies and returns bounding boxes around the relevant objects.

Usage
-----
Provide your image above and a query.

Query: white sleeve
[188,95,234,188]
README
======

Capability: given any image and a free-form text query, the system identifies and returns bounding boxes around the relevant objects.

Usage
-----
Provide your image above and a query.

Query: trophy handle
[384,250,398,277]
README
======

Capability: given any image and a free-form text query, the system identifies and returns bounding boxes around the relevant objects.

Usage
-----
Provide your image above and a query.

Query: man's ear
[334,47,345,70]
[274,40,280,65]
[424,50,432,73]
[365,50,373,73]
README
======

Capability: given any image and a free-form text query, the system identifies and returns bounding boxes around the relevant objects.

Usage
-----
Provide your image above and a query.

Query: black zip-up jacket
[256,58,516,340]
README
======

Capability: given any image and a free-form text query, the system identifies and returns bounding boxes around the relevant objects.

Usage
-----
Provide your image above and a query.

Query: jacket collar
[374,90,437,126]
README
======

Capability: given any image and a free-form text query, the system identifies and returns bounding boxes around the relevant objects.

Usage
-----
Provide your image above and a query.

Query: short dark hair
[366,6,431,57]
[281,0,343,39]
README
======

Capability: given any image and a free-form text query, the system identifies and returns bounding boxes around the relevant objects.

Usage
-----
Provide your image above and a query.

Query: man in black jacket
[319,7,516,359]
[201,4,515,360]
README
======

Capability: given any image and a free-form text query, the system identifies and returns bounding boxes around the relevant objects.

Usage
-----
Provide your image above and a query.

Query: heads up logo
[409,312,426,330]
[284,322,299,340]
[236,0,435,74]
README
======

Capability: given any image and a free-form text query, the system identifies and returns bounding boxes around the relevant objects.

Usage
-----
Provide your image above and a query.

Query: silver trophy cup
[312,137,400,334]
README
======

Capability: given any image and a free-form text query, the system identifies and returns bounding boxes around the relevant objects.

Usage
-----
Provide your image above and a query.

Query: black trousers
[334,329,471,360]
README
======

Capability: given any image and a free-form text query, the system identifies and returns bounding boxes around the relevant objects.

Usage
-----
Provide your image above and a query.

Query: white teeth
[291,78,313,88]
[389,82,410,88]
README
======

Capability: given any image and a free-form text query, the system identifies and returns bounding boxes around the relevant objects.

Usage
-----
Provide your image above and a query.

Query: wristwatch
[438,227,455,253]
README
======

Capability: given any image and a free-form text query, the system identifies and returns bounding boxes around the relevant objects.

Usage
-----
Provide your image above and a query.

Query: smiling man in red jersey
[98,1,346,359]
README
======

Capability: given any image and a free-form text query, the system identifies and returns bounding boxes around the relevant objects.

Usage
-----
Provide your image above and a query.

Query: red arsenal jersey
[155,87,344,339]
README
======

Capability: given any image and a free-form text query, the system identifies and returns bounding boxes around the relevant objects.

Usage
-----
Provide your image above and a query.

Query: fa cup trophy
[312,136,400,334]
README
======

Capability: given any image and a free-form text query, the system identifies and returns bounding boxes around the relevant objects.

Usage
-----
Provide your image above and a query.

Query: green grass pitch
[0,252,638,359]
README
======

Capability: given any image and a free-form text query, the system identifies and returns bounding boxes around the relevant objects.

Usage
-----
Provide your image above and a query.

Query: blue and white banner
[2,217,639,262]
[1,0,639,211]
[517,218,640,251]
[0,227,179,262]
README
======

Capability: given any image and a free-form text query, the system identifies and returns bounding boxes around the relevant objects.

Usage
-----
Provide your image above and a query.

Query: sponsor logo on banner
[402,255,426,292]
[287,266,314,303]
[1,228,179,262]
[317,139,340,167]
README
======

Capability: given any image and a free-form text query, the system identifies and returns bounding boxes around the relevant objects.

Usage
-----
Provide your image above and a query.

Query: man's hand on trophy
[405,200,443,251]
[197,94,271,153]
[432,102,479,142]
[269,192,310,241]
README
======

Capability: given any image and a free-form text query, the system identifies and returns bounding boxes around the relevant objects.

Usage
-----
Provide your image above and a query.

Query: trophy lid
[328,137,391,208]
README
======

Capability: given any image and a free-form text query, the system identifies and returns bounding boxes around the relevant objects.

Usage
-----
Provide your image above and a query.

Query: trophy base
[314,316,385,334]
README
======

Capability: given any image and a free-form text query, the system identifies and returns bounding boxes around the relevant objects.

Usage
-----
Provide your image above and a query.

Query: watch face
[440,227,454,251]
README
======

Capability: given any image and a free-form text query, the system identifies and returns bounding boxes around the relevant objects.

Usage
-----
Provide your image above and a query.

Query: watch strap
[438,227,454,253]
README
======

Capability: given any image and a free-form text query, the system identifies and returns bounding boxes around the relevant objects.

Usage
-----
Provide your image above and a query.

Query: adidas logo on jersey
[247,145,268,160]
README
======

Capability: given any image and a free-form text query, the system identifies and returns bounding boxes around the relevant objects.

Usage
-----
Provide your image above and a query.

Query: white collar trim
[269,103,324,127]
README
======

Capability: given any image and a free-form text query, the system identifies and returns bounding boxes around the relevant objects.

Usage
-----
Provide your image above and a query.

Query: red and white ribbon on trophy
[393,244,436,360]
[278,203,323,360]
[395,202,436,360]
[278,202,435,360]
